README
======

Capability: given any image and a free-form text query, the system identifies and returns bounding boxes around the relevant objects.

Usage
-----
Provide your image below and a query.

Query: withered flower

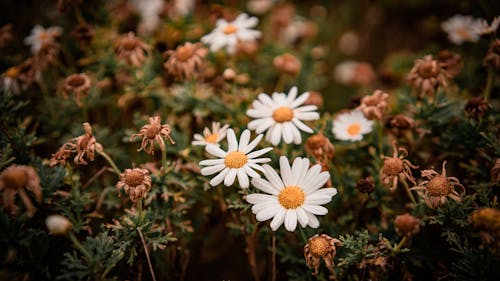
[131,116,175,155]
[115,32,150,67]
[304,234,342,276]
[67,122,103,165]
[17,58,37,87]
[411,161,465,209]
[34,41,61,71]
[470,208,500,248]
[483,39,500,69]
[437,50,463,78]
[380,141,418,191]
[60,73,92,106]
[386,114,415,136]
[464,96,492,120]
[116,168,152,202]
[356,177,375,194]
[71,23,95,45]
[357,89,390,120]
[0,164,42,217]
[394,213,420,237]
[305,132,335,165]
[408,55,450,98]
[273,53,301,76]
[49,144,72,167]
[163,42,207,80]
[304,91,324,108]
[0,24,13,48]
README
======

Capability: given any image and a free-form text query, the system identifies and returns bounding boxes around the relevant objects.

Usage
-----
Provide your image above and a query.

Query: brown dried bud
[72,23,95,45]
[437,50,463,78]
[116,168,152,202]
[356,177,375,194]
[304,91,324,108]
[273,53,301,76]
[386,114,415,136]
[394,213,420,237]
[305,132,335,162]
[464,96,492,120]
[483,39,500,69]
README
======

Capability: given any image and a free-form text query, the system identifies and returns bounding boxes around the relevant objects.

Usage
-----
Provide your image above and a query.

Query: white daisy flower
[199,128,272,188]
[192,122,230,146]
[441,15,486,45]
[247,87,319,146]
[246,156,337,232]
[24,25,63,54]
[332,110,373,142]
[201,13,261,54]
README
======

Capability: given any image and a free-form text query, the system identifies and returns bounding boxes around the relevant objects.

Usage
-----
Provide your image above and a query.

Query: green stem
[393,236,408,253]
[298,227,308,243]
[377,121,384,155]
[97,151,122,175]
[484,66,494,101]
[68,232,92,261]
[161,147,167,174]
[137,199,144,226]
[400,176,417,206]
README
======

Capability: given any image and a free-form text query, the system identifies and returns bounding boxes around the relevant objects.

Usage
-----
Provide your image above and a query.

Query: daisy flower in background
[246,156,337,232]
[480,16,500,35]
[441,15,485,45]
[192,122,230,146]
[24,25,62,54]
[247,86,319,146]
[332,110,373,142]
[199,129,272,188]
[201,13,261,54]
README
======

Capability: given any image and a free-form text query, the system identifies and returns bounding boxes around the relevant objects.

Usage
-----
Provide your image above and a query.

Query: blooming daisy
[201,13,261,54]
[247,87,319,146]
[332,110,373,142]
[192,122,230,146]
[246,156,337,232]
[24,25,63,54]
[441,15,485,45]
[199,129,272,188]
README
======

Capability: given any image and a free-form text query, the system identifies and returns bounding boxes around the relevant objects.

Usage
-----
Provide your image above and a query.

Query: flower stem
[271,233,276,281]
[161,147,167,174]
[298,227,308,243]
[137,199,144,226]
[68,232,93,261]
[393,236,408,254]
[484,66,494,101]
[97,150,122,175]
[137,226,157,281]
[400,176,417,206]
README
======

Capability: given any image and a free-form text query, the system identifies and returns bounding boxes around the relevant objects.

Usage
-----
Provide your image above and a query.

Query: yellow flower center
[5,67,19,78]
[309,236,330,257]
[272,106,294,123]
[346,123,361,136]
[278,186,305,209]
[457,28,472,40]
[427,175,451,196]
[176,45,194,62]
[38,32,50,40]
[146,125,160,139]
[125,170,145,187]
[223,24,238,35]
[204,133,219,144]
[224,151,248,168]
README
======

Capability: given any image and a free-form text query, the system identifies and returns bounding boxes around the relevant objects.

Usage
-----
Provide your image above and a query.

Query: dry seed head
[278,186,305,209]
[418,60,441,78]
[224,151,248,168]
[309,236,330,257]
[426,175,451,196]
[125,169,146,187]
[394,213,420,237]
[176,45,194,62]
[356,177,375,193]
[383,158,404,176]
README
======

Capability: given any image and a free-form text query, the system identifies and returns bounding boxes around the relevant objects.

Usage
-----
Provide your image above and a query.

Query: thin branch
[137,227,157,281]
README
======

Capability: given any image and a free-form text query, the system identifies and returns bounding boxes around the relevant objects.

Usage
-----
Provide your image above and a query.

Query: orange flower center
[125,170,145,187]
[176,45,194,62]
[2,168,27,190]
[204,133,219,144]
[5,67,19,78]
[278,186,305,209]
[309,236,330,257]
[224,151,248,168]
[346,123,361,136]
[383,158,404,176]
[67,75,86,87]
[223,24,238,35]
[146,125,160,139]
[122,38,138,51]
[427,175,451,196]
[457,28,472,40]
[38,32,50,40]
[418,61,439,78]
[272,106,294,123]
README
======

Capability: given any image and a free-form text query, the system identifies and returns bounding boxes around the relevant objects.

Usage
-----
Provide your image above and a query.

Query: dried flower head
[408,55,450,98]
[334,61,376,87]
[163,42,207,80]
[470,208,500,248]
[304,91,323,108]
[386,114,415,137]
[305,132,335,164]
[116,168,152,202]
[483,39,500,69]
[304,234,342,275]
[34,41,61,71]
[412,161,465,209]
[0,24,13,48]
[273,53,301,76]
[394,213,420,237]
[356,177,375,194]
[46,214,73,235]
[131,116,175,155]
[380,141,418,191]
[357,89,390,120]
[67,122,103,165]
[49,144,72,167]
[115,32,150,66]
[0,164,42,217]
[60,73,92,107]
[464,96,492,120]
[437,50,463,78]
[71,23,95,45]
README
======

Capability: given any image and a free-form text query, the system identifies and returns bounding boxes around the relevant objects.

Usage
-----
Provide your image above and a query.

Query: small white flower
[199,128,272,188]
[201,13,261,54]
[192,122,230,146]
[247,87,319,146]
[480,16,500,35]
[441,15,486,45]
[24,25,63,54]
[246,156,337,232]
[332,110,373,142]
